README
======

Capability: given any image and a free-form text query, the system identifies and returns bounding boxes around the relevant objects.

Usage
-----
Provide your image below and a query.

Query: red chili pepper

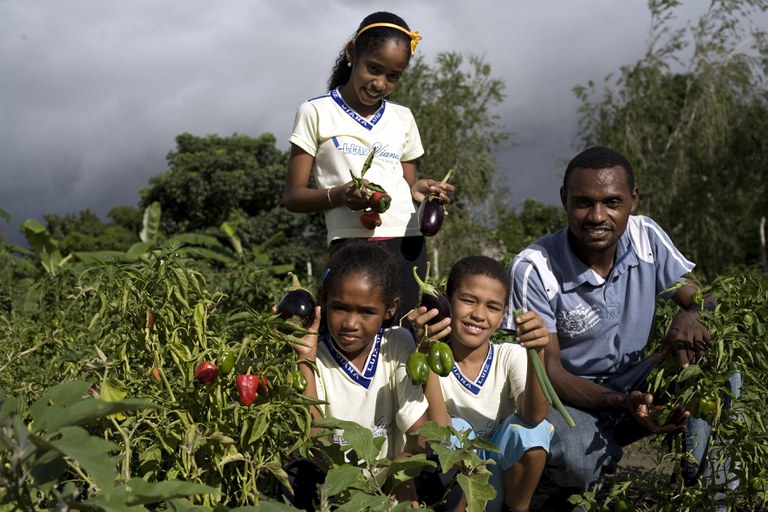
[194,361,218,385]
[236,374,260,405]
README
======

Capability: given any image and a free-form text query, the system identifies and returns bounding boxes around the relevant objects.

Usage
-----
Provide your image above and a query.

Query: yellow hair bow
[355,22,422,55]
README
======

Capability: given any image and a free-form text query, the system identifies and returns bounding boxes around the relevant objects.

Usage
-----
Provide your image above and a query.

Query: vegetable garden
[1,202,767,511]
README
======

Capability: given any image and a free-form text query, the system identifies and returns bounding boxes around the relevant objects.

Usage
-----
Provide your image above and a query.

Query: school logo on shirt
[332,138,402,165]
[556,304,601,338]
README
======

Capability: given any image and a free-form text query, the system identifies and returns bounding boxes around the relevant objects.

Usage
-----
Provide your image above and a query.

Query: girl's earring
[347,61,352,68]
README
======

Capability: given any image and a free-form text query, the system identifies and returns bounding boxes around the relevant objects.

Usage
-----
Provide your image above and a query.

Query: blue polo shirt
[504,215,695,381]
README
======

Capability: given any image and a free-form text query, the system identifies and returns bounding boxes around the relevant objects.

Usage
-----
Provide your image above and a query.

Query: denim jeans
[544,359,741,493]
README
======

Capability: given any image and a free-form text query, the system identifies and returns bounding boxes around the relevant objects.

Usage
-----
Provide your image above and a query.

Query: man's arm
[543,332,626,410]
[545,331,688,433]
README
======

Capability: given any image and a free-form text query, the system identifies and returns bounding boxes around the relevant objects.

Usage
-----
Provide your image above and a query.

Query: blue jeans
[545,360,741,493]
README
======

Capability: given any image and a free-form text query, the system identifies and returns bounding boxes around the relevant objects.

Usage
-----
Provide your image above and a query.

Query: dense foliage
[574,0,768,276]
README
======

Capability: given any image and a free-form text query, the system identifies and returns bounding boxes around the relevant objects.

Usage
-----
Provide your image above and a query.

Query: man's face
[560,166,638,258]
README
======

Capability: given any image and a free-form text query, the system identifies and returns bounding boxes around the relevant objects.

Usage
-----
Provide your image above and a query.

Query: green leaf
[313,417,381,462]
[122,478,219,506]
[125,241,153,260]
[49,426,120,489]
[388,453,434,483]
[32,396,158,433]
[417,421,453,444]
[0,208,10,221]
[140,201,162,244]
[334,492,396,512]
[245,502,301,511]
[73,250,126,264]
[321,464,367,497]
[431,443,466,472]
[457,469,496,512]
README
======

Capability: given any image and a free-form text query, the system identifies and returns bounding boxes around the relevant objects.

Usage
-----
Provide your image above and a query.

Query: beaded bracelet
[326,187,334,206]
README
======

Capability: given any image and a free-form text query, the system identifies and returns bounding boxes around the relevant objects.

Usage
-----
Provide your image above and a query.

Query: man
[504,146,725,497]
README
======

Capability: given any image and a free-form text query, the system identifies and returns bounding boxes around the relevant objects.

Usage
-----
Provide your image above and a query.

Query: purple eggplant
[412,265,451,327]
[276,272,316,329]
[417,169,454,237]
[418,197,445,237]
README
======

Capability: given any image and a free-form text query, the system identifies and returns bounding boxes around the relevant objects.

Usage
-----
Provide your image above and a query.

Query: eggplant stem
[439,168,454,185]
[412,263,439,301]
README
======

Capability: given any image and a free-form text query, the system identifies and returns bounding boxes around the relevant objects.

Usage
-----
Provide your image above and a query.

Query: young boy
[410,255,554,512]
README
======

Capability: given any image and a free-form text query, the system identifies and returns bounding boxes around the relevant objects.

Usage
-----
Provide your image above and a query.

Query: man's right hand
[624,390,689,435]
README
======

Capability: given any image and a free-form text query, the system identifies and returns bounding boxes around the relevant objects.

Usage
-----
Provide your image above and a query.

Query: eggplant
[418,169,454,237]
[276,272,316,329]
[412,265,452,326]
[418,197,445,237]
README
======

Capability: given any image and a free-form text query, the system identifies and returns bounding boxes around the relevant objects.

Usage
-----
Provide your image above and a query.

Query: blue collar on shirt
[330,87,386,130]
[323,329,383,389]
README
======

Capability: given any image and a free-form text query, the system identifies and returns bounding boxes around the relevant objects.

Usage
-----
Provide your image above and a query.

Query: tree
[574,0,768,275]
[488,196,566,266]
[392,52,511,270]
[139,132,327,274]
[43,209,139,254]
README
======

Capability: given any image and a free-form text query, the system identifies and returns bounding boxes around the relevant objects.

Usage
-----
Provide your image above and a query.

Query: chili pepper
[360,210,382,229]
[236,374,260,405]
[427,341,454,377]
[194,361,218,385]
[368,191,392,213]
[406,351,430,385]
[217,351,236,375]
[691,289,703,306]
[151,368,161,383]
[290,370,307,392]
[693,394,717,421]
[650,405,670,426]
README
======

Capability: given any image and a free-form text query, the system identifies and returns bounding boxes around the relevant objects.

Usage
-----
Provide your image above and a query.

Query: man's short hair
[563,146,635,191]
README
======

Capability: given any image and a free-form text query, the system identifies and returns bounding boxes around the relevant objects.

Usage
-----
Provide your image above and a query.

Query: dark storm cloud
[0,0,715,245]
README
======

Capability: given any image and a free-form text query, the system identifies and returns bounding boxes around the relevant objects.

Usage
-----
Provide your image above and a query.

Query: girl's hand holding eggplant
[410,178,454,205]
[273,304,322,361]
[406,306,451,348]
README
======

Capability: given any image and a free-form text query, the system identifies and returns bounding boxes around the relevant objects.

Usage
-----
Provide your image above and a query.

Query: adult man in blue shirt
[505,146,726,499]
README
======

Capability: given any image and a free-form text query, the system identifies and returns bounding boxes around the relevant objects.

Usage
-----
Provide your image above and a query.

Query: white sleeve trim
[515,245,559,301]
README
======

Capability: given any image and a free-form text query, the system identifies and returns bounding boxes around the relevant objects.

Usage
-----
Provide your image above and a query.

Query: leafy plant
[0,381,218,510]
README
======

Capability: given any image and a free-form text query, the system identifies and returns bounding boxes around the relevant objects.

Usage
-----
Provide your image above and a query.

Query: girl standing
[284,11,453,319]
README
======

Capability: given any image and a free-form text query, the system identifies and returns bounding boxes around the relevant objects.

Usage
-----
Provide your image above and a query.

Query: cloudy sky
[0,1,723,245]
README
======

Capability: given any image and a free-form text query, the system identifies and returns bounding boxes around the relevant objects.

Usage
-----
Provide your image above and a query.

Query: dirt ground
[529,440,665,511]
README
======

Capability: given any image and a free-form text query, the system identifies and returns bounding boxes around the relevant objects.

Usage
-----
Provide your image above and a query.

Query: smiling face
[325,272,398,364]
[338,39,409,116]
[448,274,507,354]
[561,165,638,268]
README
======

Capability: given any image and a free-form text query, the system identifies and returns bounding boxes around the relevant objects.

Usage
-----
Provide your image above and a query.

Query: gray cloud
[0,0,722,244]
